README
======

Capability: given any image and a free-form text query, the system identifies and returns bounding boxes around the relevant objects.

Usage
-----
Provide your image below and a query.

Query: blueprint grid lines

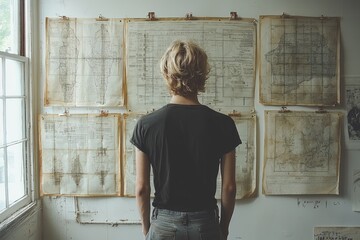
[126,19,256,113]
[260,16,339,106]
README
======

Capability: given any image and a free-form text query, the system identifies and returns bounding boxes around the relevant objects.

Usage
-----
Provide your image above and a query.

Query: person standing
[131,40,241,240]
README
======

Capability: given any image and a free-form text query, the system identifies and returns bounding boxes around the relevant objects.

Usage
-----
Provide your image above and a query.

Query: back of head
[160,40,210,97]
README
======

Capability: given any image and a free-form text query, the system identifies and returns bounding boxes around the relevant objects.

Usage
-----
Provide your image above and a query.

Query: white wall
[38,0,360,240]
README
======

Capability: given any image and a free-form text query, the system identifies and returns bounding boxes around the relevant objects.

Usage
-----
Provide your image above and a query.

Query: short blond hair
[160,40,210,97]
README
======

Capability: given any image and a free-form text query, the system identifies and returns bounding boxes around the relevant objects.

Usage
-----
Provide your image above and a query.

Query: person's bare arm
[135,147,151,236]
[220,149,237,239]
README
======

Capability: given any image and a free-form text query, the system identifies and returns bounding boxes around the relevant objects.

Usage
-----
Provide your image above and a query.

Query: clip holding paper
[185,12,193,20]
[315,107,327,113]
[147,12,156,21]
[230,12,238,20]
[59,108,70,117]
[96,14,109,21]
[229,110,241,117]
[98,110,109,117]
[279,106,291,113]
[281,12,290,18]
[146,108,156,114]
[59,15,69,20]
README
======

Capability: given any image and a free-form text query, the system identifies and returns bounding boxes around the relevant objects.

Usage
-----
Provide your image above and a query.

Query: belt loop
[151,207,158,220]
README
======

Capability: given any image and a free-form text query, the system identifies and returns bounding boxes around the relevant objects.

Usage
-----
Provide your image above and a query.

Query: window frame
[0,0,35,229]
[0,51,32,223]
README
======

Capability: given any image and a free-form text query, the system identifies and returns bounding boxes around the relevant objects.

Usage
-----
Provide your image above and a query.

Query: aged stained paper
[345,77,360,149]
[39,114,121,196]
[125,19,256,113]
[215,113,257,199]
[260,16,340,106]
[314,227,360,240]
[122,113,155,197]
[45,18,124,107]
[263,111,342,195]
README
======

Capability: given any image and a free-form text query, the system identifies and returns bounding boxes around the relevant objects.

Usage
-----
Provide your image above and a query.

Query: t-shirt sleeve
[221,116,242,155]
[130,118,147,154]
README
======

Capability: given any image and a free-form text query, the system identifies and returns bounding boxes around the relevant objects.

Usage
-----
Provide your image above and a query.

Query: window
[0,0,24,55]
[0,0,33,225]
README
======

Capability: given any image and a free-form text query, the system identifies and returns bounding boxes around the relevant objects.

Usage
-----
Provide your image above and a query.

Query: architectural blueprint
[45,18,124,107]
[345,77,360,149]
[39,114,121,196]
[260,16,340,106]
[215,113,256,199]
[263,110,342,195]
[125,19,256,113]
[314,227,360,240]
[123,113,155,197]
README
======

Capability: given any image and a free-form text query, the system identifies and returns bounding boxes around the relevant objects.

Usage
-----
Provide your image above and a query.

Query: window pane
[0,148,5,211]
[0,0,20,54]
[7,143,25,205]
[5,59,23,96]
[6,98,24,142]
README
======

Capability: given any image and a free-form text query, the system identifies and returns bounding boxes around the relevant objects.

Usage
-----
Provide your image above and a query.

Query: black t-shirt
[130,104,241,212]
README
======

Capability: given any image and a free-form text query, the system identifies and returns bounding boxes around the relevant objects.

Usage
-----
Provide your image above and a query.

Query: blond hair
[160,40,210,97]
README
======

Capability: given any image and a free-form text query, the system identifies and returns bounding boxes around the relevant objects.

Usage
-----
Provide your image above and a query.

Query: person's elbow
[136,182,151,198]
[223,182,237,198]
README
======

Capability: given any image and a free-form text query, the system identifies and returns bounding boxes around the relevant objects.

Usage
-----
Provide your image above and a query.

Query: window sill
[0,201,41,239]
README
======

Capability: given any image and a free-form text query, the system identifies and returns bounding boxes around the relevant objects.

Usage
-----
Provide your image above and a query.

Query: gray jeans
[145,207,222,240]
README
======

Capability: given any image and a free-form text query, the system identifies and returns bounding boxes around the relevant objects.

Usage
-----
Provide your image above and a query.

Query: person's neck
[170,94,201,105]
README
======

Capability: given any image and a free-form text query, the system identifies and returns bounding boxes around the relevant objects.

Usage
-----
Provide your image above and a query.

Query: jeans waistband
[152,206,219,221]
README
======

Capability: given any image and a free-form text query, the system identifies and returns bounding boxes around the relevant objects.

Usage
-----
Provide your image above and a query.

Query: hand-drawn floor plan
[45,18,124,107]
[263,110,342,195]
[260,16,340,106]
[125,19,256,113]
[40,114,121,196]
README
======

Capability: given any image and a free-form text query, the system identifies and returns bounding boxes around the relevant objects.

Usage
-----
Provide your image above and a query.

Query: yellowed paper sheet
[39,114,121,196]
[314,227,360,240]
[263,110,342,195]
[123,113,155,197]
[125,19,256,113]
[260,16,340,106]
[215,113,257,199]
[45,18,124,107]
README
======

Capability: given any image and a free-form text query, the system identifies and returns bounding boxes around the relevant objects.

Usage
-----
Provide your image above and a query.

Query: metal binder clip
[59,15,69,20]
[96,14,109,21]
[59,109,70,117]
[279,106,291,113]
[230,12,238,20]
[147,12,156,21]
[315,107,327,113]
[185,12,193,20]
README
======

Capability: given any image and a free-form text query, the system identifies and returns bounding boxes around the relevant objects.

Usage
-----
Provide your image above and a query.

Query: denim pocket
[150,221,176,240]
